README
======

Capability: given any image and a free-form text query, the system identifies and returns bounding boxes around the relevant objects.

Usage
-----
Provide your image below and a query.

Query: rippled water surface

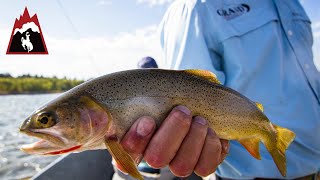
[0,94,60,180]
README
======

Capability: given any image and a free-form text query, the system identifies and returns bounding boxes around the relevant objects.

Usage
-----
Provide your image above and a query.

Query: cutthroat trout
[19,69,295,179]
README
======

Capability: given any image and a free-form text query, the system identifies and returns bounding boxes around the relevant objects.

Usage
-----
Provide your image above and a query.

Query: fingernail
[194,116,207,125]
[175,105,191,115]
[137,117,154,136]
[222,140,230,153]
[134,155,143,164]
[207,128,216,136]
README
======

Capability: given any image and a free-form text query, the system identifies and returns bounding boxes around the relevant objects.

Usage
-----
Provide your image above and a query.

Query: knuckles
[145,153,167,169]
[169,161,193,177]
[195,165,216,177]
[121,138,138,153]
[139,107,223,178]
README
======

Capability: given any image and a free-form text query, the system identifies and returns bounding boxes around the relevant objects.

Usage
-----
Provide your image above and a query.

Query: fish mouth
[20,129,81,155]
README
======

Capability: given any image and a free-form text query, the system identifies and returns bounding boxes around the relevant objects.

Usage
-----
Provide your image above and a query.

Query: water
[0,94,60,180]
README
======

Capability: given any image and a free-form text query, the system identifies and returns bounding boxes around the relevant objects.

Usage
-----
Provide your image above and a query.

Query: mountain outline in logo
[6,7,48,55]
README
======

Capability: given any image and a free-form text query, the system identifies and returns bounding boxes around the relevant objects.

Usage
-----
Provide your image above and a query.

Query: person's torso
[180,0,320,179]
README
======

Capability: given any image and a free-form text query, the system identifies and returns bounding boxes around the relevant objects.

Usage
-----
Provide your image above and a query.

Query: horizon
[0,72,85,79]
[0,0,319,79]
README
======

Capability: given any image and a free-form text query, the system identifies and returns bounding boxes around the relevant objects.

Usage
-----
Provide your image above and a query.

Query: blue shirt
[159,0,320,179]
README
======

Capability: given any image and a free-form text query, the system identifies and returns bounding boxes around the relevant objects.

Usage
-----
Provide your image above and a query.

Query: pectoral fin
[183,69,221,84]
[104,136,143,180]
[239,138,261,160]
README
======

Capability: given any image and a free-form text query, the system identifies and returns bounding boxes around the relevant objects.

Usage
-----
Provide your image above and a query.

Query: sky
[0,0,319,79]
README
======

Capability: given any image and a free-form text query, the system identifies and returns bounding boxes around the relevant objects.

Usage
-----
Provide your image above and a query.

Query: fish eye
[39,116,49,124]
[35,112,57,128]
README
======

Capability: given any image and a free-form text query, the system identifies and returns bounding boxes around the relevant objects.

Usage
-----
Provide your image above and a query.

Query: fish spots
[76,69,269,142]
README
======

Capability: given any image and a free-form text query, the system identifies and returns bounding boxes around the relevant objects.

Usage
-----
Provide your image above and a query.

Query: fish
[19,69,295,179]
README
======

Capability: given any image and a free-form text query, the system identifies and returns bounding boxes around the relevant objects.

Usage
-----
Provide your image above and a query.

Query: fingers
[194,128,229,177]
[120,116,156,163]
[118,105,230,178]
[144,106,192,168]
[169,116,208,177]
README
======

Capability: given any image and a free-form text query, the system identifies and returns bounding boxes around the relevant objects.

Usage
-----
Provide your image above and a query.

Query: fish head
[19,95,110,155]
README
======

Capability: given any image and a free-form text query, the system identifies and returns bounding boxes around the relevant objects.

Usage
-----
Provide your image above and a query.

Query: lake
[0,94,60,180]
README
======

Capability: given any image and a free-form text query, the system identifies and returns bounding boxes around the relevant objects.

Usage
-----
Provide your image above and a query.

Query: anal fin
[239,138,261,160]
[105,136,144,180]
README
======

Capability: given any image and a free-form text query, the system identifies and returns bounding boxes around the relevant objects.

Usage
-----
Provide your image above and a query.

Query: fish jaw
[20,125,104,155]
[19,117,81,155]
[20,139,81,155]
[21,144,82,156]
[20,139,53,155]
[19,95,112,155]
[20,126,76,155]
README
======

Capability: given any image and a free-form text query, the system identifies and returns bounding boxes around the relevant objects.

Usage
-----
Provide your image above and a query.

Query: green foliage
[0,74,84,94]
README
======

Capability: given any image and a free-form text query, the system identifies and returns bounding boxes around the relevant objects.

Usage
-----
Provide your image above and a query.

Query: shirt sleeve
[159,0,226,84]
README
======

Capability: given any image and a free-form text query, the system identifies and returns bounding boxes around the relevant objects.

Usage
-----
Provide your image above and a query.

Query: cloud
[0,25,164,79]
[299,0,306,5]
[311,21,320,70]
[312,21,320,29]
[137,0,173,7]
[97,0,112,6]
[1,21,318,79]
[312,21,320,38]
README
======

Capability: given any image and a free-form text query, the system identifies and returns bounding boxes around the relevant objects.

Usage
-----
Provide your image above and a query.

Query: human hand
[117,106,229,177]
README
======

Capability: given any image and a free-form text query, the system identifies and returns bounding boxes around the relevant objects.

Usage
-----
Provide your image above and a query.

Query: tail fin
[269,124,296,177]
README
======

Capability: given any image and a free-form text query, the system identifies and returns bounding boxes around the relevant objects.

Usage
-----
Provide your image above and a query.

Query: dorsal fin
[255,102,264,112]
[183,69,221,84]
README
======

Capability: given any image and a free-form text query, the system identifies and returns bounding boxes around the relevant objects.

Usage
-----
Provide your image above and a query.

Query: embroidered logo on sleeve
[217,4,250,20]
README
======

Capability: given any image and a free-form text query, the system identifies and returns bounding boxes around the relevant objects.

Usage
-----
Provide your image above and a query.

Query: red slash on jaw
[44,145,82,155]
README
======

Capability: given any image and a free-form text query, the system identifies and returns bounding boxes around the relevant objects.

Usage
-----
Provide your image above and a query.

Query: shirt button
[288,30,293,36]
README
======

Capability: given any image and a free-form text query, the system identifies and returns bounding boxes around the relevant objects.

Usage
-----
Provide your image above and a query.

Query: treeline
[0,73,84,95]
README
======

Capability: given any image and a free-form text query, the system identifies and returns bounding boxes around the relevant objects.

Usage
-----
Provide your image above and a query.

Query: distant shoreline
[0,74,84,96]
[0,91,63,96]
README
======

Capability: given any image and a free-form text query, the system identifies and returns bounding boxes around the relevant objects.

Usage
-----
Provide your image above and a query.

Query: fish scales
[19,69,295,178]
[81,69,269,140]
